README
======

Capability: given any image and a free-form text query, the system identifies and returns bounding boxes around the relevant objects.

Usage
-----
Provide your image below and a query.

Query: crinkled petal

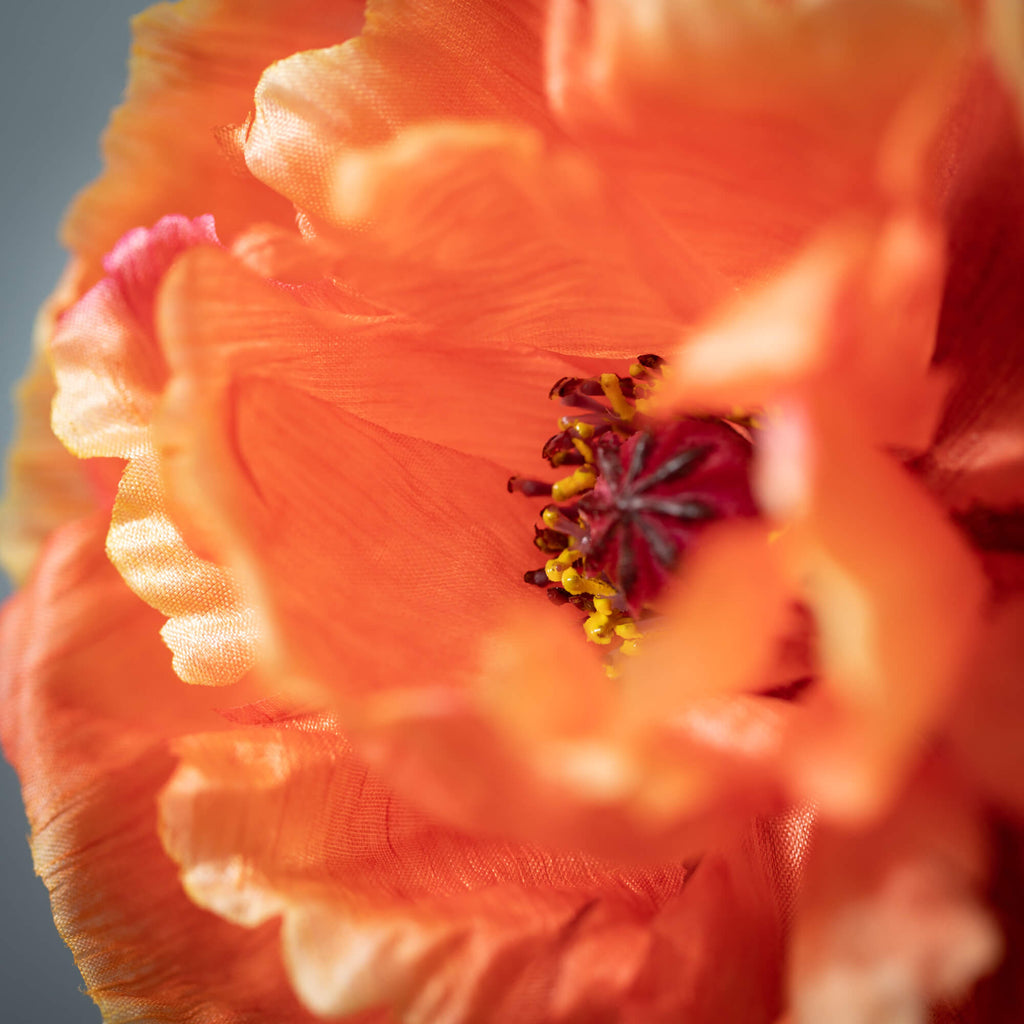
[790,774,999,1024]
[546,0,967,283]
[0,518,319,1023]
[666,211,949,453]
[157,244,601,470]
[0,354,110,584]
[63,0,364,284]
[159,722,783,1023]
[240,0,555,223]
[926,70,1024,507]
[324,121,711,349]
[51,214,218,460]
[764,401,986,821]
[48,216,255,687]
[108,453,258,687]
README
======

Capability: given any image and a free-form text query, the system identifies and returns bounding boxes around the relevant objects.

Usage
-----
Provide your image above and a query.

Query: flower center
[510,356,759,667]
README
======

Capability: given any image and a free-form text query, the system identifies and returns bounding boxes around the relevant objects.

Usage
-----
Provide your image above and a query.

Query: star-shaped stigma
[512,357,761,656]
[579,418,758,616]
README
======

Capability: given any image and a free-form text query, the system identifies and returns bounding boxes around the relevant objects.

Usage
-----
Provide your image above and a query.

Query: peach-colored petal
[766,402,986,821]
[108,453,259,687]
[666,210,949,453]
[546,0,967,283]
[628,521,795,714]
[0,352,109,585]
[157,365,540,700]
[0,263,124,582]
[324,120,709,351]
[985,0,1024,129]
[0,518,319,1023]
[156,243,603,471]
[63,0,364,287]
[48,216,255,687]
[239,0,556,224]
[51,214,217,460]
[789,774,999,1024]
[160,721,783,1023]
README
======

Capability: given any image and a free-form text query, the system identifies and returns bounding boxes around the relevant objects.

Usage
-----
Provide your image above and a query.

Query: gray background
[1,3,149,1021]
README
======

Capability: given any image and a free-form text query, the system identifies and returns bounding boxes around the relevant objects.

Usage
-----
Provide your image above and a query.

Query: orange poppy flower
[3,0,1024,1022]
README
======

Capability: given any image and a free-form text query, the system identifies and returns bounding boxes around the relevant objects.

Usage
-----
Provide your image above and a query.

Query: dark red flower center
[510,356,759,661]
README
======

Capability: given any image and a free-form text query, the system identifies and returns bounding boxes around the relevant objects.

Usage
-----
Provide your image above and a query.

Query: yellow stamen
[541,506,563,529]
[560,568,617,598]
[544,547,581,583]
[584,609,615,644]
[600,373,634,422]
[572,437,594,463]
[614,620,644,640]
[552,466,597,502]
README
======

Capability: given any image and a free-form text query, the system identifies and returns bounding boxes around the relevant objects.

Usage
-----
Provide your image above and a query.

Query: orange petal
[625,521,794,713]
[107,452,258,687]
[48,218,256,687]
[0,350,111,586]
[665,211,949,453]
[159,366,540,700]
[240,0,555,223]
[154,245,655,701]
[547,0,967,283]
[765,401,987,820]
[63,0,363,287]
[926,70,1024,506]
[0,518,318,1023]
[51,215,217,460]
[946,598,1024,815]
[160,721,781,1022]
[324,121,690,353]
[790,772,999,1023]
[157,243,600,472]
[985,0,1024,131]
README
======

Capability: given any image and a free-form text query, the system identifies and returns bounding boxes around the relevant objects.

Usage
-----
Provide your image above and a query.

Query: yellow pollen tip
[614,620,644,640]
[600,373,634,422]
[552,467,597,502]
[545,547,582,582]
[560,568,617,598]
[584,610,615,644]
[572,437,594,463]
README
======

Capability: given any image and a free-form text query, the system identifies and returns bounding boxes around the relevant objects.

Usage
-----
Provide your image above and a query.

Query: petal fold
[0,518,318,1023]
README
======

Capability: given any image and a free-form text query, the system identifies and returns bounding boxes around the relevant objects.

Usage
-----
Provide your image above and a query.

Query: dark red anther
[579,418,757,616]
[541,432,586,467]
[534,527,570,554]
[508,476,552,497]
[524,568,552,586]
[636,353,665,373]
